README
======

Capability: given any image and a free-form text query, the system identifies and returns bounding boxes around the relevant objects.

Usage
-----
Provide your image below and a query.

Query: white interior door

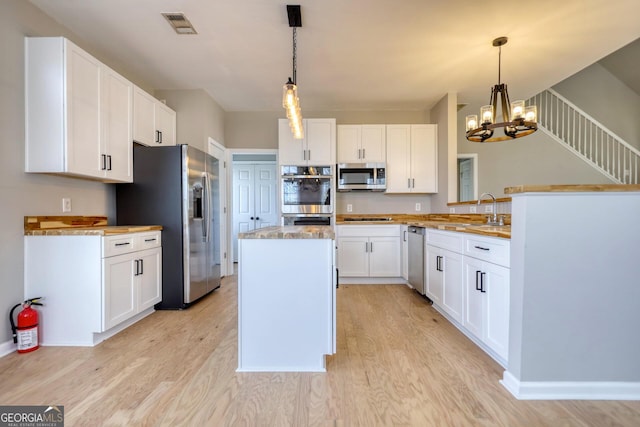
[232,162,277,262]
[253,164,278,229]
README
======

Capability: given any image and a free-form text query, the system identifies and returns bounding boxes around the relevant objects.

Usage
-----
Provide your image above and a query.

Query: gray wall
[430,93,458,213]
[509,192,640,382]
[155,89,226,151]
[0,1,153,343]
[553,62,640,149]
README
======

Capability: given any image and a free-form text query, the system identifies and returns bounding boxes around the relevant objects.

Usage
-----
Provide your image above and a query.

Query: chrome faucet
[478,192,501,225]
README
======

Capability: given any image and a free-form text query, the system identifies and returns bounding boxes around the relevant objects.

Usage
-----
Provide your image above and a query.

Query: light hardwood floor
[1,274,639,426]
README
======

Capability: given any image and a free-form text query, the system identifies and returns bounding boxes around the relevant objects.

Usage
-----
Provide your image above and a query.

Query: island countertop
[238,225,335,240]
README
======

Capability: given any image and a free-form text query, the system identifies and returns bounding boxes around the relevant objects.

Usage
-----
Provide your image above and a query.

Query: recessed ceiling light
[162,13,197,35]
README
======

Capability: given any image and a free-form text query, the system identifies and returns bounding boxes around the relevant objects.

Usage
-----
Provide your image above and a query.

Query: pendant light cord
[292,27,297,85]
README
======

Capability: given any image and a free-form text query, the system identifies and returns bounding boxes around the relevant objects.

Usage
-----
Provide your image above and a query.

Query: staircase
[528,89,639,184]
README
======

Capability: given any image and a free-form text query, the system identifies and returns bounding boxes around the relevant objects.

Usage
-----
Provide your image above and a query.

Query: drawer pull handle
[115,242,130,247]
[474,245,490,251]
[144,238,157,242]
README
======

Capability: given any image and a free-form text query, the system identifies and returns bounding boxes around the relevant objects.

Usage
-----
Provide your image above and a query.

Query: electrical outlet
[470,206,477,213]
[62,198,71,212]
[415,203,421,211]
[347,204,353,212]
[484,205,493,213]
[449,207,455,213]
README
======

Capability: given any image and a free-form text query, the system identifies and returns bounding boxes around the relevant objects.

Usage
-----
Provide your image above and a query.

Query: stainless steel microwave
[337,163,386,191]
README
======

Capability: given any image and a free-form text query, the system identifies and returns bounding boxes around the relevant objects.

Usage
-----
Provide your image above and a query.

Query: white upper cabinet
[132,87,176,147]
[25,37,132,183]
[337,125,386,163]
[385,124,437,193]
[101,66,133,182]
[278,118,336,165]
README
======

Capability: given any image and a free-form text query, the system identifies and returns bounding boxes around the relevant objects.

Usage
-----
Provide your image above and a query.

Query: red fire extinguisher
[10,297,43,354]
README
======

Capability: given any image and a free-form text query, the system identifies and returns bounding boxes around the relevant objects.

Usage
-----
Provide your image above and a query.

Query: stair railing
[528,88,639,184]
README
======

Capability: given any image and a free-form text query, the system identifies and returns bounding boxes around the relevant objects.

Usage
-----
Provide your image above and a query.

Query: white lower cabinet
[462,256,510,361]
[426,245,463,323]
[103,246,161,331]
[425,230,464,323]
[337,225,401,278]
[424,229,510,365]
[24,230,162,346]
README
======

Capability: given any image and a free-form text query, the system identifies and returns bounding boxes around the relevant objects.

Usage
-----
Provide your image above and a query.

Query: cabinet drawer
[103,235,136,257]
[426,229,463,253]
[137,231,161,249]
[337,224,400,237]
[464,235,510,267]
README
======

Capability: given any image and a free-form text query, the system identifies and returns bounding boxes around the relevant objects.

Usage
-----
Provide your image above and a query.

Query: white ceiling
[29,0,640,112]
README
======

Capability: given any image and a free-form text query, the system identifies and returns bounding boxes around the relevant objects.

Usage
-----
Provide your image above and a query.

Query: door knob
[255,217,260,220]
[250,216,254,220]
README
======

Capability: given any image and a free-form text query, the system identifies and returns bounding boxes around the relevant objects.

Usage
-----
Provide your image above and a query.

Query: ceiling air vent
[162,13,197,35]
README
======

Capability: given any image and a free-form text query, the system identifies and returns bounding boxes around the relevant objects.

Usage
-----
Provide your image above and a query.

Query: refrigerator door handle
[201,174,208,241]
[202,173,212,242]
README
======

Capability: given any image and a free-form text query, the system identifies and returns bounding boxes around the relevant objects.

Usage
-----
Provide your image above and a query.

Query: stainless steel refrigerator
[116,144,221,309]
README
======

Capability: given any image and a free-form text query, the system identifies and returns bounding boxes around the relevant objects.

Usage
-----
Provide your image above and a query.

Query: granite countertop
[336,214,511,239]
[405,221,511,239]
[505,184,640,194]
[24,216,162,236]
[26,225,163,236]
[239,225,335,240]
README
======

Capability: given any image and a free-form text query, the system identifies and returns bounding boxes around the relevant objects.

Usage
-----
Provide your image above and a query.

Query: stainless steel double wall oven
[281,165,333,225]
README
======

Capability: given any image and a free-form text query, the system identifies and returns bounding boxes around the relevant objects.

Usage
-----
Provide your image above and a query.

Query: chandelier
[282,5,303,139]
[465,37,537,143]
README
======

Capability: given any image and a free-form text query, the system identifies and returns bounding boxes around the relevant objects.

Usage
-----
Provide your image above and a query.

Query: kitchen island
[237,226,336,372]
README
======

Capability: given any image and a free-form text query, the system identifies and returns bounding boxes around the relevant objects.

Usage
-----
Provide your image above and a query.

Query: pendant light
[282,5,303,139]
[465,37,537,143]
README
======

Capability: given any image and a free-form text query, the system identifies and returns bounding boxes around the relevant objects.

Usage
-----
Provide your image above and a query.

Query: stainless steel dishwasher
[408,226,426,294]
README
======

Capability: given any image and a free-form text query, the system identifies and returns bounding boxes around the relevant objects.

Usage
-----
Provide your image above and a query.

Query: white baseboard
[0,340,17,358]
[501,371,640,400]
